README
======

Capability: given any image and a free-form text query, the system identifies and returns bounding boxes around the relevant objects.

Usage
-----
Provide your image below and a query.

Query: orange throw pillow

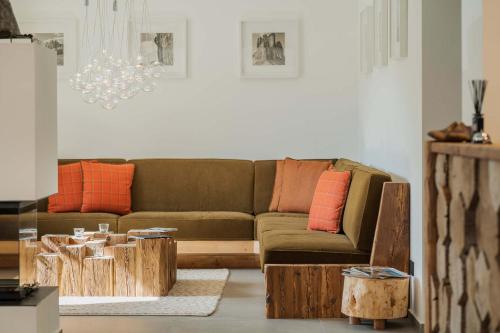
[48,163,84,213]
[308,170,351,233]
[81,161,135,215]
[277,158,332,213]
[268,160,285,211]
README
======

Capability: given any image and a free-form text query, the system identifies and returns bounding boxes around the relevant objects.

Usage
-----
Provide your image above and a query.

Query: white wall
[358,0,462,324]
[358,0,424,321]
[461,0,483,124]
[11,0,360,161]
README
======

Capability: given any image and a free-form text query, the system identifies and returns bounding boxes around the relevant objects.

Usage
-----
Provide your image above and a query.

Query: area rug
[59,269,229,316]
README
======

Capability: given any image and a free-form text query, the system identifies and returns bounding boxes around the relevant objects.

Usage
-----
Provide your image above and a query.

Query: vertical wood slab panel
[426,143,500,333]
[370,182,410,273]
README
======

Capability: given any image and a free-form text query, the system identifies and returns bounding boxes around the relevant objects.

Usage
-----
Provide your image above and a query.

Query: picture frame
[129,17,187,79]
[18,18,78,78]
[374,0,388,66]
[239,18,299,78]
[390,0,408,59]
[360,6,374,75]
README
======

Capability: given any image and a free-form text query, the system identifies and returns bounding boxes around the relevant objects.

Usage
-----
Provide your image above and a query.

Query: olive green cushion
[37,212,119,239]
[129,159,254,213]
[260,229,370,269]
[254,212,308,240]
[37,159,127,212]
[253,160,277,214]
[118,211,254,240]
[334,158,391,252]
[253,159,336,214]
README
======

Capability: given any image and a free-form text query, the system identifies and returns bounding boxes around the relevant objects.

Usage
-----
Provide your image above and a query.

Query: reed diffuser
[469,80,492,144]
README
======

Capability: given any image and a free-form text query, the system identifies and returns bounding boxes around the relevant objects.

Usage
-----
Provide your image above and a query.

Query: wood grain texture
[265,264,365,319]
[370,182,410,272]
[59,244,85,296]
[69,236,90,245]
[341,276,409,320]
[36,253,61,287]
[176,240,258,254]
[41,234,69,253]
[85,240,106,257]
[177,253,259,268]
[108,244,136,296]
[135,237,170,296]
[430,142,500,161]
[19,239,37,285]
[424,142,438,333]
[106,234,128,246]
[82,256,114,296]
[425,142,500,333]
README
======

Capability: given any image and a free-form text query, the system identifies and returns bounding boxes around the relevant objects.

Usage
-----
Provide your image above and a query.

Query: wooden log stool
[341,275,409,330]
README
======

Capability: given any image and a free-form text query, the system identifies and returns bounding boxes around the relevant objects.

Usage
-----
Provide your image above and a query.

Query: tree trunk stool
[341,275,409,330]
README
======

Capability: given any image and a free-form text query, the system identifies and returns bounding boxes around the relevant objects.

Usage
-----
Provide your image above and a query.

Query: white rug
[59,269,229,316]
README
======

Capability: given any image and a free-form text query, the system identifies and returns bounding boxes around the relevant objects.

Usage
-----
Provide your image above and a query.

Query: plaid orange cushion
[48,162,84,213]
[81,161,135,215]
[307,169,351,233]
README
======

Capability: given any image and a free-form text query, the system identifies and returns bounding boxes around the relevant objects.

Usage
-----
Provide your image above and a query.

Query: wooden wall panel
[426,143,500,333]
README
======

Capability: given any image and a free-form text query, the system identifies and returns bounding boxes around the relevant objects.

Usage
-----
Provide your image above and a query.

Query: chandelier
[69,0,162,110]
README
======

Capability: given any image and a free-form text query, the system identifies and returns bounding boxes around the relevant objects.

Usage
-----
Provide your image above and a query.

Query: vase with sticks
[469,79,492,144]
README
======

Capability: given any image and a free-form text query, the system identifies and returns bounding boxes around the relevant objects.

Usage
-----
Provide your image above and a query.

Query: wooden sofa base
[176,240,260,268]
[265,264,368,319]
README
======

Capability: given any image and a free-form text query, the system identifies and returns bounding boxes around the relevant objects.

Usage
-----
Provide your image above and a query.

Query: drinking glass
[98,223,109,233]
[74,227,85,238]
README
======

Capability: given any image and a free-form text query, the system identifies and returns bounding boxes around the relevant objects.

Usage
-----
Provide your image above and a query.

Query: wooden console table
[425,142,500,333]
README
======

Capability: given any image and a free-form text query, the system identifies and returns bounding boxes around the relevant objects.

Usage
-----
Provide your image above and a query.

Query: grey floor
[61,269,419,333]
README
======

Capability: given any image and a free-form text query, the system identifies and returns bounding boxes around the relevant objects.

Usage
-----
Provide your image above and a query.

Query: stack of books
[342,266,409,279]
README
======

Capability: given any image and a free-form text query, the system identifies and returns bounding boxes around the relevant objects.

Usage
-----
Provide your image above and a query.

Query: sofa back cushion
[37,159,127,212]
[129,159,254,213]
[253,159,335,214]
[334,158,391,252]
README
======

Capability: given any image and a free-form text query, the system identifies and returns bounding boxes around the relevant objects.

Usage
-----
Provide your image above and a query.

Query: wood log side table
[37,228,177,297]
[341,275,409,330]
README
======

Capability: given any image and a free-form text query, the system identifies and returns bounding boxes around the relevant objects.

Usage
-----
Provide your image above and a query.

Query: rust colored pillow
[81,161,135,215]
[268,160,285,211]
[277,158,332,213]
[308,170,351,233]
[48,163,84,213]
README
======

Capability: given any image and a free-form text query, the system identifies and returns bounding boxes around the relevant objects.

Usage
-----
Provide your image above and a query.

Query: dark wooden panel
[264,264,366,319]
[370,182,410,272]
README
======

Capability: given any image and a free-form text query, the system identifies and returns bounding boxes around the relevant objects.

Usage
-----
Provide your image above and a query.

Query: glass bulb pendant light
[69,0,161,110]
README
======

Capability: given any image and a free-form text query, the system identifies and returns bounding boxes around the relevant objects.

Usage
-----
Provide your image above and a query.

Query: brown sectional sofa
[37,158,391,268]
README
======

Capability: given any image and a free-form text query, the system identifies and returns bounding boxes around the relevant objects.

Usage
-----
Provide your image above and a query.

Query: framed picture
[18,18,78,78]
[360,7,374,74]
[129,17,187,78]
[374,0,388,66]
[239,18,299,78]
[390,0,408,59]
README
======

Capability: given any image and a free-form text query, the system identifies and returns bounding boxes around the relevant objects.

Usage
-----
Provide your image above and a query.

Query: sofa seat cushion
[37,212,119,239]
[118,211,254,240]
[260,229,370,268]
[254,212,308,240]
